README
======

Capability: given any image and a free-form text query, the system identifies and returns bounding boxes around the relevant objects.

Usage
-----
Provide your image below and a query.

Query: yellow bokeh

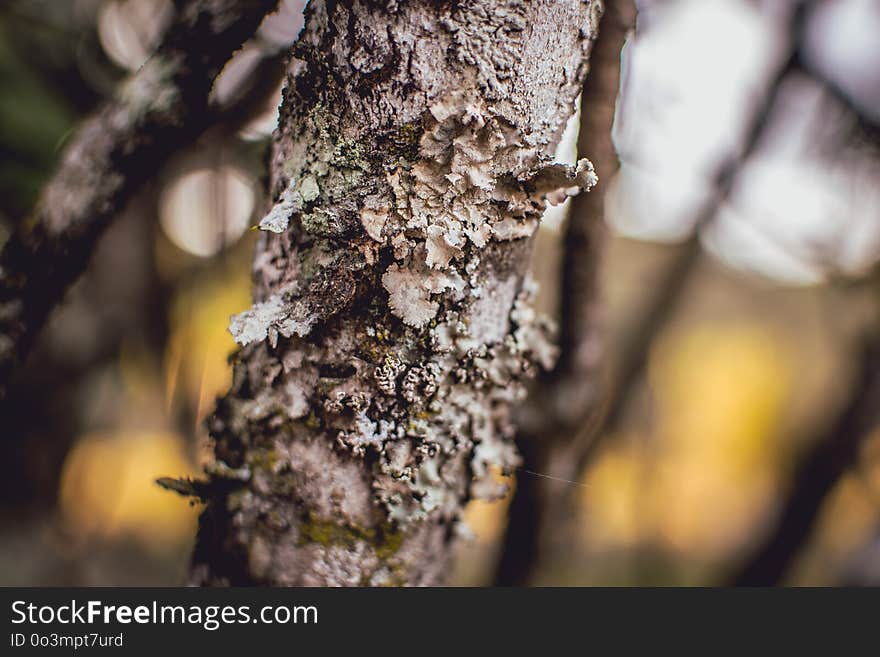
[581,324,794,556]
[164,268,251,435]
[579,437,646,547]
[54,257,253,555]
[651,326,791,468]
[463,469,514,544]
[58,431,200,550]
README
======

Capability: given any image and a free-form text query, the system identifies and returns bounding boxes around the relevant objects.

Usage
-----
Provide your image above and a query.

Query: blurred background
[1,0,879,586]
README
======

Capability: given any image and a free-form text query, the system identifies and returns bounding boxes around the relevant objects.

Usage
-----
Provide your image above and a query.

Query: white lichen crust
[193,0,600,587]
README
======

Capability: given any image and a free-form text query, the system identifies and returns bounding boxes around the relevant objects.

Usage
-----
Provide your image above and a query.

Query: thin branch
[563,0,880,586]
[0,0,279,396]
[563,0,814,481]
[494,0,638,586]
[568,234,701,476]
[729,326,880,585]
[496,0,817,586]
[562,0,880,585]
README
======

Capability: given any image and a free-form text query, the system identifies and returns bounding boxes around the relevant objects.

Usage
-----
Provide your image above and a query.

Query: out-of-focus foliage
[0,0,276,584]
[612,0,880,284]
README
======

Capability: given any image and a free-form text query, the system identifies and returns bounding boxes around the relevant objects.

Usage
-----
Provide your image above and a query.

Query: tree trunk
[191,0,601,586]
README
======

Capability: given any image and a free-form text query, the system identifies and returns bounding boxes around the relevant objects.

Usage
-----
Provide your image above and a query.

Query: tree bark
[191,0,601,586]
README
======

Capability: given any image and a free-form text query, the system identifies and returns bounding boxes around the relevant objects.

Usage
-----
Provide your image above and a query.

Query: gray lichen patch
[228,295,287,345]
[215,89,593,570]
[258,174,324,234]
[381,254,466,329]
[229,261,357,347]
[527,158,598,206]
[228,294,317,347]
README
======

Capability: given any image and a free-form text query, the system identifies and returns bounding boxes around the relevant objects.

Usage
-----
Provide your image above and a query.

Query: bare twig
[568,234,701,476]
[0,0,279,396]
[563,1,814,480]
[730,323,880,585]
[494,0,638,586]
[496,0,817,586]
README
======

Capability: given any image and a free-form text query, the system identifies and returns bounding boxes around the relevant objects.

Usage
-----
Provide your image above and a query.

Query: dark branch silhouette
[729,328,880,585]
[495,0,638,586]
[496,0,820,586]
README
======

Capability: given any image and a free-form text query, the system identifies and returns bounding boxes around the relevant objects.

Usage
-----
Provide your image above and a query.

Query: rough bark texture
[495,0,636,586]
[0,0,278,396]
[191,0,601,586]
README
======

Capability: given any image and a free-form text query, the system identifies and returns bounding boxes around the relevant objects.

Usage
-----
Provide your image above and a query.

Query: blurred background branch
[0,0,302,584]
[564,0,814,484]
[729,271,880,585]
[495,0,639,587]
[496,0,880,586]
[0,0,279,397]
